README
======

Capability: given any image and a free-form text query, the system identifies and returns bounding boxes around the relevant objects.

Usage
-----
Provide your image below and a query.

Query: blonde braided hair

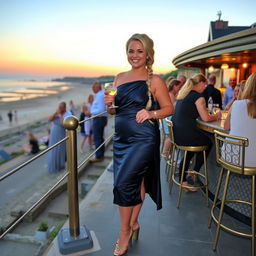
[126,33,155,110]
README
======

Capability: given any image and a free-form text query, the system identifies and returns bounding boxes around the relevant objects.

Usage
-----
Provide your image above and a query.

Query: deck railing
[0,111,114,253]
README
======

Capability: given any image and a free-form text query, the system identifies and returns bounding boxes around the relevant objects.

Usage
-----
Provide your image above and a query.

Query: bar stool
[209,130,256,256]
[167,121,209,208]
[164,119,176,184]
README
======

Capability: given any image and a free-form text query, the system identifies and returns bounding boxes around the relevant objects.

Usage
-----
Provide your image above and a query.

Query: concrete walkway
[45,159,251,256]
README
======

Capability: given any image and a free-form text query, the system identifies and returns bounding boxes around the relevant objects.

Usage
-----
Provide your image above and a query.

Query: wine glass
[213,104,220,114]
[104,83,118,108]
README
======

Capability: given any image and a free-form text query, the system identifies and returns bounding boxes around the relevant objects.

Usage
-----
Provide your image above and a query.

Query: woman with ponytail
[105,33,173,255]
[172,73,221,191]
[224,73,256,166]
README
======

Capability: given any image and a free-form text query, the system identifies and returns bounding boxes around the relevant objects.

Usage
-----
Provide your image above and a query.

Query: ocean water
[0,77,69,102]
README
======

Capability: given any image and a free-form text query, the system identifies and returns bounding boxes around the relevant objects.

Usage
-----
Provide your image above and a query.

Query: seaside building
[173,12,256,88]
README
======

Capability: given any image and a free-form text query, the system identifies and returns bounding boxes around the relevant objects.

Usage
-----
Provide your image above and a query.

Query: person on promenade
[105,33,173,256]
[224,73,256,166]
[161,79,181,158]
[23,133,40,155]
[89,81,107,163]
[79,94,94,153]
[177,74,187,87]
[7,110,13,125]
[172,74,221,191]
[203,74,223,109]
[223,77,237,107]
[47,102,71,173]
[79,104,93,153]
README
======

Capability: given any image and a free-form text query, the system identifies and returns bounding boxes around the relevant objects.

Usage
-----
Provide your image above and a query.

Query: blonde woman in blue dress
[105,33,173,255]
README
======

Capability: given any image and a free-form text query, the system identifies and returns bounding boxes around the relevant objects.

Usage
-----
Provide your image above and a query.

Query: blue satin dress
[113,80,162,210]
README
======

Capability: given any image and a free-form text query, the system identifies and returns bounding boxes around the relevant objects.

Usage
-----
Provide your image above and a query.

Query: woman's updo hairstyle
[177,73,207,100]
[126,33,154,110]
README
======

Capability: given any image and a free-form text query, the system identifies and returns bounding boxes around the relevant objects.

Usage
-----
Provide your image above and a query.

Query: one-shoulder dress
[113,80,162,210]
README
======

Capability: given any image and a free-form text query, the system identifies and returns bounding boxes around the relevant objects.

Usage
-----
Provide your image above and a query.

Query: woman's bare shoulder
[151,74,166,87]
[114,72,129,86]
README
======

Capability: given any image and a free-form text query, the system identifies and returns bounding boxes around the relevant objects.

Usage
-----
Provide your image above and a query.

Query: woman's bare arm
[136,75,173,123]
[224,107,232,130]
[151,75,174,118]
[195,97,221,122]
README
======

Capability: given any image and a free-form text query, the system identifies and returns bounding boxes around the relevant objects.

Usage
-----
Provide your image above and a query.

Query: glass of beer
[104,83,118,108]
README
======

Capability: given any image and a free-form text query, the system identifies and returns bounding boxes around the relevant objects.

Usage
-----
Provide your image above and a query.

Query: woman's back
[172,90,202,144]
[230,99,256,166]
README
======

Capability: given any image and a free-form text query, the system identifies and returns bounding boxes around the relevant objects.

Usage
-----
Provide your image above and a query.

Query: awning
[172,28,256,69]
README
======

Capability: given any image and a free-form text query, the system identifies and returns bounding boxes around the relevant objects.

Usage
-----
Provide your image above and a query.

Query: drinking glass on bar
[104,83,118,108]
[213,104,220,114]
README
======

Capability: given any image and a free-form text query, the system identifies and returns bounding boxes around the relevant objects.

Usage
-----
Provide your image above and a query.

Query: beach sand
[0,83,93,134]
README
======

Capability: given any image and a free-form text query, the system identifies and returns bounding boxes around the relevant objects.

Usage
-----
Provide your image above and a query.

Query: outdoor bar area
[171,17,256,255]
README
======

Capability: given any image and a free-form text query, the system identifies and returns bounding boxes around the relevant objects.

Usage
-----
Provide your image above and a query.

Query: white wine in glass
[104,83,118,108]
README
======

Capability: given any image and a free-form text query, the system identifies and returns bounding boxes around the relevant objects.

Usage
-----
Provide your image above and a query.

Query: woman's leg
[179,152,194,182]
[80,136,87,152]
[162,137,172,158]
[117,206,133,249]
[194,137,212,172]
[130,179,145,229]
[88,135,93,149]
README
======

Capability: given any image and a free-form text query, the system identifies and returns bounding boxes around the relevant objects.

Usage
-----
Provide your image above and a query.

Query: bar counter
[196,118,251,225]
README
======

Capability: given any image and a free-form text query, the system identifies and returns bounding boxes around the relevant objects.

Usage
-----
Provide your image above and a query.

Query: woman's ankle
[130,221,140,230]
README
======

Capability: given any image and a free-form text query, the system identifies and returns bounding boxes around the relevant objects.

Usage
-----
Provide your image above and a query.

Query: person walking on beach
[7,110,13,125]
[89,82,107,163]
[105,33,173,255]
[69,100,75,115]
[47,102,72,173]
[14,110,18,123]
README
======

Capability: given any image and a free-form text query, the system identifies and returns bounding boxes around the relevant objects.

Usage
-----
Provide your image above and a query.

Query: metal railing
[0,111,114,244]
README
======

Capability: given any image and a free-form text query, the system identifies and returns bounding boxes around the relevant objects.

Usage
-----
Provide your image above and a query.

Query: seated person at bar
[172,73,221,190]
[224,73,256,166]
[203,74,223,109]
[223,77,237,108]
[237,80,246,99]
[161,79,181,158]
[224,84,240,111]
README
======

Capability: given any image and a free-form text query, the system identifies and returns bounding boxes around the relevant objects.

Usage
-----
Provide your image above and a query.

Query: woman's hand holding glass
[214,110,222,120]
[104,83,118,108]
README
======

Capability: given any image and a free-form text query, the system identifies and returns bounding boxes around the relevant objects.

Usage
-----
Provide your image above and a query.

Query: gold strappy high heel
[131,223,140,241]
[132,227,140,241]
[114,229,133,256]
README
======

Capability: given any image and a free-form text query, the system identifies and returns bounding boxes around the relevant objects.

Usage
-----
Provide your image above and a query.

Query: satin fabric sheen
[113,80,162,210]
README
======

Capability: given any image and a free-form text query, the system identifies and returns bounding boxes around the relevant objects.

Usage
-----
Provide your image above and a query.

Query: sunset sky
[0,0,255,78]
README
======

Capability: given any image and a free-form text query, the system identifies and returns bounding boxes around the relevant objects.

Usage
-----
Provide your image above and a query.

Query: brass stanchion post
[58,116,93,254]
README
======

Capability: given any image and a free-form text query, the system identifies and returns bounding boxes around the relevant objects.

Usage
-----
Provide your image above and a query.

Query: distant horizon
[0,74,115,81]
[1,0,255,77]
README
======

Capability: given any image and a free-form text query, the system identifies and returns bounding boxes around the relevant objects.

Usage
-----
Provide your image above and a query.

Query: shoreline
[0,82,93,135]
[0,83,71,103]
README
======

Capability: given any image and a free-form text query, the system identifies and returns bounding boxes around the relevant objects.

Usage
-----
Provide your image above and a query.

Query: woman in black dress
[172,73,221,190]
[105,33,173,255]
